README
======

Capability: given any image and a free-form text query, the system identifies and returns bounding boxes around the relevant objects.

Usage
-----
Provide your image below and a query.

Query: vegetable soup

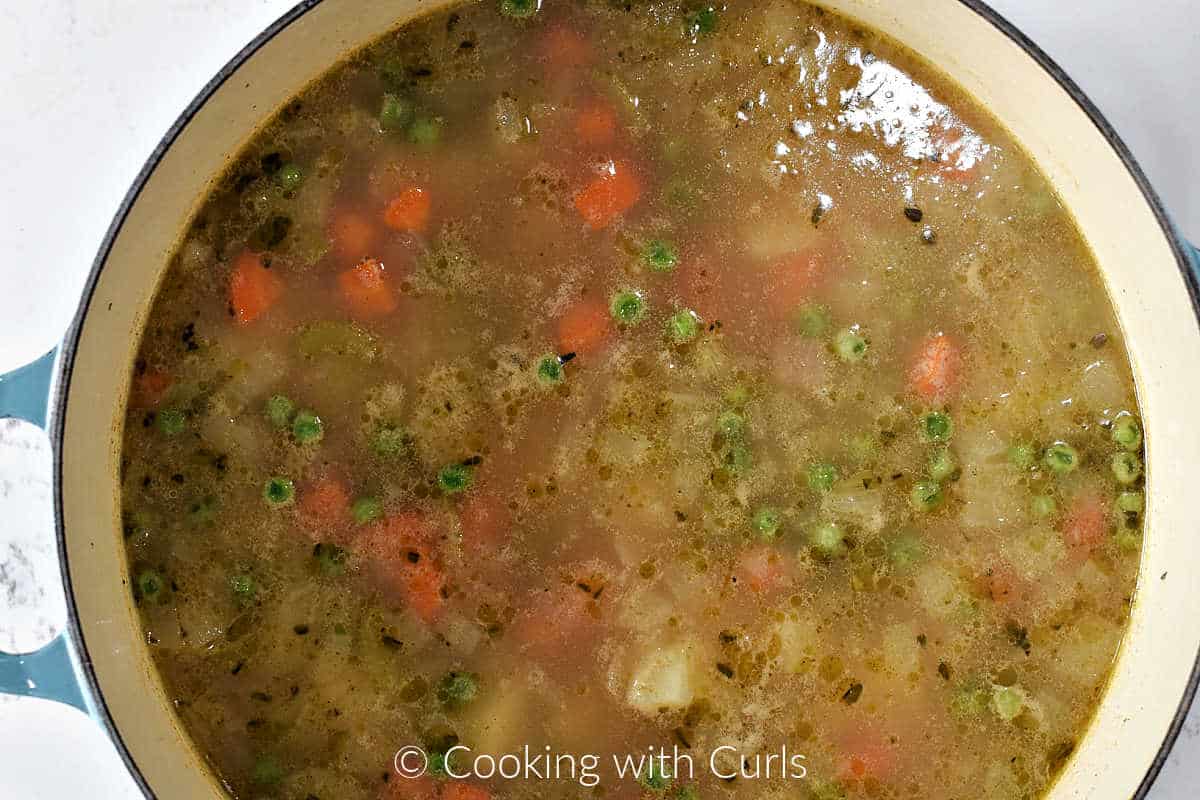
[120,2,1147,799]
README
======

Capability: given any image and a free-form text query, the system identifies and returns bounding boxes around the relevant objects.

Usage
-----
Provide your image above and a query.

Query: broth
[120,3,1146,799]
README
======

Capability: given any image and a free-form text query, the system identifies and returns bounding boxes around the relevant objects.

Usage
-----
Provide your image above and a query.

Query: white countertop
[0,1,1196,797]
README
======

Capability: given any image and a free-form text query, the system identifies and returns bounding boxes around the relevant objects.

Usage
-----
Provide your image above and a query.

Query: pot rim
[47,1,1200,798]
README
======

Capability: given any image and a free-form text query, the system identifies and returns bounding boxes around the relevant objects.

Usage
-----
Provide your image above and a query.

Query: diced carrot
[228,250,284,325]
[383,188,432,233]
[575,104,617,147]
[133,368,172,408]
[839,728,896,781]
[440,783,492,800]
[1062,492,1110,551]
[330,208,377,262]
[381,775,439,800]
[556,296,612,356]
[299,476,352,530]
[460,492,509,553]
[358,513,446,623]
[932,128,981,183]
[574,162,641,229]
[514,581,600,655]
[763,249,830,318]
[338,258,399,318]
[735,545,787,594]
[539,24,591,69]
[978,565,1021,604]
[908,333,961,403]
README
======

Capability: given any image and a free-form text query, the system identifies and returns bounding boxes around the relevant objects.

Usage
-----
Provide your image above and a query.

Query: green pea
[252,757,283,787]
[352,496,383,525]
[666,309,702,345]
[371,424,411,457]
[265,394,294,429]
[886,531,925,569]
[292,410,324,444]
[436,670,480,710]
[643,239,679,273]
[1115,528,1142,554]
[716,410,746,439]
[407,115,442,147]
[1111,452,1142,484]
[499,0,539,19]
[920,411,953,443]
[264,477,295,507]
[379,93,414,131]
[610,289,647,325]
[685,5,718,35]
[230,574,257,605]
[1116,491,1144,514]
[991,685,1024,722]
[910,480,944,512]
[186,495,218,526]
[536,354,565,385]
[1043,442,1079,474]
[640,758,671,791]
[1007,442,1035,468]
[1111,414,1142,451]
[832,328,868,362]
[314,542,347,576]
[275,163,304,193]
[806,462,838,492]
[847,432,878,464]
[136,569,164,599]
[673,785,700,800]
[1030,494,1057,517]
[929,447,956,481]
[438,463,474,494]
[794,303,831,338]
[808,521,847,559]
[950,681,991,719]
[723,441,752,474]
[751,507,782,540]
[156,408,186,436]
[723,384,751,408]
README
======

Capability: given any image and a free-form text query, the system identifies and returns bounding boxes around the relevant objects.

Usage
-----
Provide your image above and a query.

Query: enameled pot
[1,1,1198,797]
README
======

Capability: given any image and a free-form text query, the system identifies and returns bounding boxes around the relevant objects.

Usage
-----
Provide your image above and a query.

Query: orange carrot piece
[338,258,398,318]
[575,104,617,147]
[383,187,431,233]
[839,729,896,781]
[539,24,591,69]
[735,545,786,594]
[1062,492,1109,551]
[381,775,439,800]
[440,783,492,800]
[299,476,352,526]
[514,585,595,654]
[932,129,981,183]
[908,333,961,403]
[358,513,446,623]
[574,162,641,229]
[763,249,829,318]
[556,296,612,356]
[978,565,1021,604]
[133,368,173,408]
[228,250,284,325]
[330,208,377,262]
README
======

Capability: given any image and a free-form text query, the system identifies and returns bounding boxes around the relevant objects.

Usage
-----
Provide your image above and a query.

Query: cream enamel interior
[57,1,1200,798]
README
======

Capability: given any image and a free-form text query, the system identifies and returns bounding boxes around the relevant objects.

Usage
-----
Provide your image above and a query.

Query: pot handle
[0,348,56,429]
[0,348,90,714]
